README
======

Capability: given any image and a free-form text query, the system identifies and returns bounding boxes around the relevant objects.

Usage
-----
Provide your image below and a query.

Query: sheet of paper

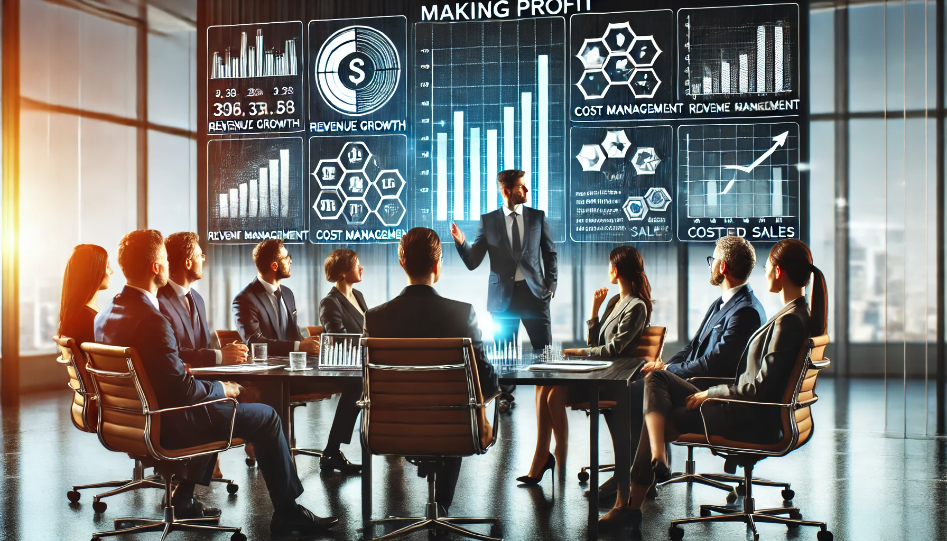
[526,362,612,372]
[190,363,285,374]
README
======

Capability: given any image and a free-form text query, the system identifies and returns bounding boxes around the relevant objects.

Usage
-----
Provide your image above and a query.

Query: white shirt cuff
[294,341,300,352]
[215,350,222,365]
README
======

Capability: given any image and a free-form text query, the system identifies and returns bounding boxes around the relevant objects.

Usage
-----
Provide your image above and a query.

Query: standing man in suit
[95,230,337,534]
[450,169,557,408]
[158,232,247,367]
[364,227,499,514]
[231,239,319,357]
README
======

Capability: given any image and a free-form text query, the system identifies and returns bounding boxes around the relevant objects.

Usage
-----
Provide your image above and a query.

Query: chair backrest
[780,333,830,451]
[637,326,667,362]
[81,342,162,459]
[215,329,243,349]
[360,337,492,458]
[53,334,97,433]
[306,325,324,338]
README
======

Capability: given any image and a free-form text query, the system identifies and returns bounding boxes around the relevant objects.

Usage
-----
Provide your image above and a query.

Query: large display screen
[200,1,808,244]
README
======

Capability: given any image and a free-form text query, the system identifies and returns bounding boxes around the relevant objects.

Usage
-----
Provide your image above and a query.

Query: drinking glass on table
[289,351,307,370]
[251,343,268,363]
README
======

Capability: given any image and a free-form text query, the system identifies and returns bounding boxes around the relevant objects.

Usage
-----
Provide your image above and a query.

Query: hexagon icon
[374,170,406,198]
[630,69,661,99]
[629,36,661,67]
[644,187,672,211]
[338,142,371,171]
[340,171,370,200]
[603,22,635,53]
[377,197,406,227]
[604,53,635,85]
[631,147,661,175]
[576,71,609,100]
[343,200,370,225]
[313,190,344,220]
[576,39,607,69]
[601,130,632,158]
[576,144,606,172]
[622,196,649,221]
[313,159,343,190]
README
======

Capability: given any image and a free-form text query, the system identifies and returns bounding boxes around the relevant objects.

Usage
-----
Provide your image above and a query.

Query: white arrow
[723,131,789,173]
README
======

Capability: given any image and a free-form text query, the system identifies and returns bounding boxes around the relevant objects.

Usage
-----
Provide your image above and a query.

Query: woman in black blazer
[58,244,113,345]
[601,239,828,525]
[517,247,652,486]
[319,249,368,335]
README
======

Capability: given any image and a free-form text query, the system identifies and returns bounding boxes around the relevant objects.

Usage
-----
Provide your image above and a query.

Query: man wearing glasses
[158,232,248,367]
[232,238,320,356]
[590,235,766,501]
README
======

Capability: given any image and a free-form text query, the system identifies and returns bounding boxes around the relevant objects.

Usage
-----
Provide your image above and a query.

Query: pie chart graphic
[315,25,401,116]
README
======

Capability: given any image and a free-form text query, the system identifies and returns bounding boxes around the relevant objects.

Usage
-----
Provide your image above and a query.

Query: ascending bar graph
[210,29,298,79]
[208,137,304,236]
[416,17,566,241]
[680,4,798,99]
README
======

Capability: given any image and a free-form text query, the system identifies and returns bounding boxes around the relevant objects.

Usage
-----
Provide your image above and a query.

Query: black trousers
[325,388,361,452]
[416,458,462,510]
[170,402,303,512]
[629,371,704,487]
[491,281,552,349]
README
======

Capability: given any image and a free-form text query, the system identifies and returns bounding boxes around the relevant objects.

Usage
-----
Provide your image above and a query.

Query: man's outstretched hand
[450,223,466,245]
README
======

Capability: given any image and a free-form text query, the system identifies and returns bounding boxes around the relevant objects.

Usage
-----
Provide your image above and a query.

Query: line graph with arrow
[677,123,800,240]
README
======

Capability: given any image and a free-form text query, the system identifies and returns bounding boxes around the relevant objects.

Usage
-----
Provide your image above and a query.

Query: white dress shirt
[502,204,526,281]
[168,279,222,365]
[127,285,160,310]
[256,276,300,351]
[720,283,747,307]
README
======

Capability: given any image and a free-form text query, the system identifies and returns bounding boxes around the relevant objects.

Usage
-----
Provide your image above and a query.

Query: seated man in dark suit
[593,235,767,500]
[158,232,247,367]
[363,227,499,514]
[232,239,360,474]
[95,230,336,535]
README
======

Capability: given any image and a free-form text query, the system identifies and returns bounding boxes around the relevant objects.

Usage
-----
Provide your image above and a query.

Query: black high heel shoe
[651,459,672,483]
[517,453,556,485]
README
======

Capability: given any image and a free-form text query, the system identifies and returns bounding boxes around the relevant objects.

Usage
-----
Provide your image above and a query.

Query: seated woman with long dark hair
[602,238,828,524]
[517,246,651,486]
[58,244,113,345]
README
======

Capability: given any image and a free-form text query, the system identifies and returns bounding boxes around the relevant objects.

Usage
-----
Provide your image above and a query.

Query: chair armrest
[811,357,831,370]
[482,391,503,407]
[148,397,241,453]
[695,398,794,456]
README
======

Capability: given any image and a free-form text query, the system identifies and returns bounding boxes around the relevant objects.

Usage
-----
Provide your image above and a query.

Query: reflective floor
[1,379,945,541]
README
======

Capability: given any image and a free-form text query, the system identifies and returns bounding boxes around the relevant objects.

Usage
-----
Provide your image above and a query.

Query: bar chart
[207,137,304,239]
[678,4,798,100]
[210,29,298,79]
[677,123,799,240]
[415,18,566,241]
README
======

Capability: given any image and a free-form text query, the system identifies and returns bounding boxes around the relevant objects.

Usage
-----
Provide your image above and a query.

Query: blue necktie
[274,288,288,340]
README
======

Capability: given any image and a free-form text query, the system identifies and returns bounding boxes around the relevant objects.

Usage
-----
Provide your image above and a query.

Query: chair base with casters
[668,456,832,541]
[67,459,165,514]
[368,461,502,541]
[656,445,795,504]
[90,466,245,541]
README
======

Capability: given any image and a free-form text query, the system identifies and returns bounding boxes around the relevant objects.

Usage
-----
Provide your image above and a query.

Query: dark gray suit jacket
[455,206,557,313]
[231,278,301,356]
[319,287,368,334]
[157,284,216,367]
[363,285,499,398]
[666,285,766,379]
[587,295,647,358]
[705,297,810,442]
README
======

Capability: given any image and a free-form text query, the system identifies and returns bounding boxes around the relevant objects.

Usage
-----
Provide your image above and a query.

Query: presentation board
[200,0,808,244]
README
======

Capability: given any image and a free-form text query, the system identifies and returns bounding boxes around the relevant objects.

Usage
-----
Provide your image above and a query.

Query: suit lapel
[521,207,532,254]
[599,296,627,334]
[251,280,281,335]
[494,210,515,259]
[191,289,211,348]
[161,287,196,347]
[331,288,364,328]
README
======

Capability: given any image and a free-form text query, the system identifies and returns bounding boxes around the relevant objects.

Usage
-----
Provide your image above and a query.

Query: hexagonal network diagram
[622,196,648,221]
[311,141,406,227]
[577,130,665,184]
[575,22,662,100]
[644,187,672,211]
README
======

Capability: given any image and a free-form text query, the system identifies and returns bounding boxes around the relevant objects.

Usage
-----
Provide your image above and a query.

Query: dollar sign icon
[348,58,365,85]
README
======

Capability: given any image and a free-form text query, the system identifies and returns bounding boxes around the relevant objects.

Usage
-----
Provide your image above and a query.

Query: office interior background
[0,0,944,539]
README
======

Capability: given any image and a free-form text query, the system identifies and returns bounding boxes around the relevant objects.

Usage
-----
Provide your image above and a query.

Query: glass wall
[12,0,946,435]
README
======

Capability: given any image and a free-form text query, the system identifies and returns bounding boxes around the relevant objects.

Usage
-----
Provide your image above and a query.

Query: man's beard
[276,264,291,280]
[188,267,203,282]
[509,191,527,205]
[156,270,170,288]
[709,262,724,286]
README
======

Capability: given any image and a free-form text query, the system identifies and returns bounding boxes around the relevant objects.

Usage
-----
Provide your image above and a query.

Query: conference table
[192,352,643,541]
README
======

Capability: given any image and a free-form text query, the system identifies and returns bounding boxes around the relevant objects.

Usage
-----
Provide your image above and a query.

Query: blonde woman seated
[517,246,651,486]
[602,239,828,525]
